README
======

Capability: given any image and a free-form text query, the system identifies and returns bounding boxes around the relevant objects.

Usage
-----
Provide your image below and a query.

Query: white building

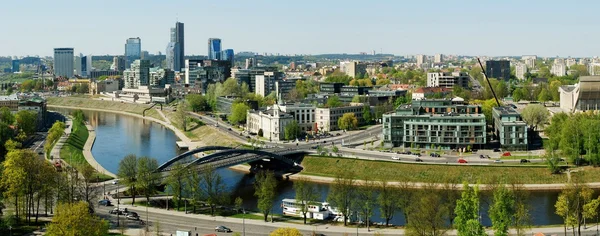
[551,63,566,76]
[123,60,150,89]
[246,106,294,141]
[315,105,365,132]
[515,63,527,80]
[522,55,537,68]
[53,48,74,78]
[588,63,600,76]
[275,104,316,132]
[416,54,425,66]
[434,54,443,63]
[566,58,577,68]
[426,72,469,88]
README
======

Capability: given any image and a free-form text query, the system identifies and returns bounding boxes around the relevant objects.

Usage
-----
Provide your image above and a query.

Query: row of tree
[545,111,600,167]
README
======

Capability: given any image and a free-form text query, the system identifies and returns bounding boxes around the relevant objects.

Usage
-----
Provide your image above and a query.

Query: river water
[52,109,564,226]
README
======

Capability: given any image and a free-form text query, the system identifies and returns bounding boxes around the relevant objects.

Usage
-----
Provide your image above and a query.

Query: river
[52,108,564,226]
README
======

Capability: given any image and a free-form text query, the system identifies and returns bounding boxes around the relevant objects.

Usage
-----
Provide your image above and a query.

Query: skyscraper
[221,49,234,66]
[485,60,510,81]
[53,48,74,78]
[11,60,20,73]
[81,54,92,77]
[125,37,141,68]
[208,38,222,60]
[416,54,425,66]
[166,22,185,71]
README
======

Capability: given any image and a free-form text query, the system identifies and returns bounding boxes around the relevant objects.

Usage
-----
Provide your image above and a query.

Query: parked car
[109,208,127,215]
[413,153,421,157]
[502,152,511,157]
[415,158,423,162]
[126,214,140,220]
[98,199,112,206]
[215,226,232,233]
[458,159,468,163]
[430,153,440,157]
[520,159,530,163]
[479,155,485,159]
[485,155,491,159]
[391,156,401,160]
[493,148,501,152]
[494,160,504,164]
[112,180,119,185]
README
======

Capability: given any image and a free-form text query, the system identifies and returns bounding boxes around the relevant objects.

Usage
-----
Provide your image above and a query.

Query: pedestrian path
[83,124,116,178]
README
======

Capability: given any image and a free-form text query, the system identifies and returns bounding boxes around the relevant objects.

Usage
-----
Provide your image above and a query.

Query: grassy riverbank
[301,156,599,184]
[163,110,239,146]
[47,96,164,122]
[60,118,112,182]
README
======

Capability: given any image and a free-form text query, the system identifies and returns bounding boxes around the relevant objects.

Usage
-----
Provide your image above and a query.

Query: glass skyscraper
[125,37,141,68]
[208,38,221,60]
[221,49,234,66]
[166,22,184,71]
[53,48,74,78]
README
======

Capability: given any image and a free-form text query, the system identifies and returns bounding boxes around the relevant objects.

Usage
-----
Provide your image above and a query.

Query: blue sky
[1,0,598,57]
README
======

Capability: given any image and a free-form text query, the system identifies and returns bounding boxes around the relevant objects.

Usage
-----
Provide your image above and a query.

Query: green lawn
[301,155,578,184]
[60,118,112,182]
[47,97,164,122]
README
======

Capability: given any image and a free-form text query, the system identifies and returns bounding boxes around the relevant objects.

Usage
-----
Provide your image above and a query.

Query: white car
[112,180,119,185]
[391,156,401,160]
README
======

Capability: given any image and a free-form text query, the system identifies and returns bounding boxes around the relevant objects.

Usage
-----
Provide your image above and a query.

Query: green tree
[454,183,485,236]
[175,99,189,131]
[200,165,228,216]
[555,176,598,236]
[44,121,66,158]
[337,113,358,131]
[512,87,524,102]
[0,122,14,152]
[46,202,108,236]
[327,171,355,226]
[186,94,208,112]
[254,170,277,222]
[520,104,550,131]
[269,227,302,236]
[293,177,319,224]
[357,178,376,231]
[137,156,160,204]
[76,83,89,94]
[221,77,242,97]
[489,185,515,236]
[406,188,449,236]
[362,105,372,124]
[284,121,300,141]
[326,95,343,108]
[165,162,187,211]
[0,107,15,125]
[15,110,37,135]
[537,87,550,104]
[117,154,138,205]
[394,94,411,108]
[378,180,398,227]
[228,102,250,124]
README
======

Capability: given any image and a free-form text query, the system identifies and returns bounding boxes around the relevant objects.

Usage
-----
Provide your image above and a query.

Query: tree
[269,227,302,236]
[512,88,524,102]
[378,180,398,227]
[117,154,138,205]
[165,162,186,211]
[15,110,37,135]
[0,107,15,125]
[293,177,319,224]
[285,88,302,102]
[362,105,372,124]
[520,104,550,131]
[489,185,515,236]
[44,121,66,158]
[175,99,188,131]
[327,171,355,226]
[222,78,242,97]
[284,121,300,141]
[454,183,485,236]
[406,187,449,236]
[357,178,376,231]
[137,156,160,204]
[200,165,228,216]
[186,94,208,112]
[254,170,277,222]
[537,87,551,104]
[337,113,358,131]
[0,122,14,152]
[46,202,108,236]
[228,102,250,124]
[326,95,343,108]
[76,83,89,94]
[555,177,597,236]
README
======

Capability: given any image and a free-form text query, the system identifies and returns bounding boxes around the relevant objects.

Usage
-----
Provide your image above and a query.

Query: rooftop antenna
[477,57,501,107]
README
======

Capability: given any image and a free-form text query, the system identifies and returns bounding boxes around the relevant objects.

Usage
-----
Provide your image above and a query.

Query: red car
[458,159,468,163]
[502,152,511,157]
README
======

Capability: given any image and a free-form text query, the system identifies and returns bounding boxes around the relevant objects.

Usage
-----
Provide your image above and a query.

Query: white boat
[281,199,348,222]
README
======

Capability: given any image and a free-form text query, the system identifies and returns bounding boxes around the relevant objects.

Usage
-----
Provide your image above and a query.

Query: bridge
[156,146,306,175]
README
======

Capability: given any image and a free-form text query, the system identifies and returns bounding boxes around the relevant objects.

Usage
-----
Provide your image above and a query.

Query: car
[430,153,440,157]
[413,153,421,157]
[98,199,112,206]
[493,148,501,152]
[112,180,119,185]
[227,127,232,131]
[479,155,485,159]
[494,160,504,164]
[485,155,491,159]
[38,151,44,155]
[126,212,138,218]
[415,158,423,162]
[109,208,127,215]
[502,152,511,157]
[391,156,401,160]
[126,214,140,220]
[471,149,478,153]
[215,226,232,233]
[311,145,319,149]
[458,159,468,163]
[520,159,530,163]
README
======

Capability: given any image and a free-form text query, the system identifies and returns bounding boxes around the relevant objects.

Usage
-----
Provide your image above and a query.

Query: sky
[1,0,599,58]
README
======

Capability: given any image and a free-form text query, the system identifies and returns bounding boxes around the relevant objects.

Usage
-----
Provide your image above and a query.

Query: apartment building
[492,106,528,149]
[315,105,365,132]
[426,72,469,88]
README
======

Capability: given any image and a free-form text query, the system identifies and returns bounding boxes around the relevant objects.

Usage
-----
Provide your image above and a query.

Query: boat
[281,199,349,222]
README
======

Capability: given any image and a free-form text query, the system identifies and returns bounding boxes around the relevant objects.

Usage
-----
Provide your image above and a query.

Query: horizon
[1,0,599,58]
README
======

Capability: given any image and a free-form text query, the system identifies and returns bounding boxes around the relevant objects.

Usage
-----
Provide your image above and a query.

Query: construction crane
[477,58,501,107]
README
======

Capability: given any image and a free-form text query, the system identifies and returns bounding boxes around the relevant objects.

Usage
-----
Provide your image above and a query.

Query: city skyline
[1,0,600,57]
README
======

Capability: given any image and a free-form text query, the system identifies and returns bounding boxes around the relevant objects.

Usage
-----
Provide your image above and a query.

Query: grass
[500,155,542,160]
[164,110,239,146]
[60,118,113,182]
[301,155,576,184]
[47,97,165,122]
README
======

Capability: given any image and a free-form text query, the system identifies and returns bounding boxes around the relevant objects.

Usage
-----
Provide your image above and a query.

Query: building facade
[275,104,316,132]
[221,49,234,66]
[11,60,20,73]
[208,38,222,60]
[315,105,365,132]
[383,99,486,149]
[416,54,425,66]
[185,59,232,92]
[551,63,566,76]
[0,94,19,111]
[434,54,443,63]
[426,72,469,88]
[53,48,74,78]
[492,106,528,149]
[113,56,126,72]
[125,37,141,68]
[166,22,184,72]
[149,68,175,87]
[485,60,510,80]
[123,60,150,89]
[246,107,294,141]
[515,63,527,80]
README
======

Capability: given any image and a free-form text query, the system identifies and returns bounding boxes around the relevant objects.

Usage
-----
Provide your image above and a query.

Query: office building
[53,48,74,78]
[166,22,184,72]
[315,105,366,132]
[74,55,81,77]
[11,60,20,73]
[123,60,151,89]
[221,49,234,66]
[416,54,425,66]
[412,87,452,100]
[208,38,222,60]
[485,60,510,80]
[383,99,486,149]
[426,72,469,88]
[245,58,256,69]
[246,106,294,141]
[339,61,367,78]
[125,37,142,68]
[319,83,344,94]
[551,63,566,76]
[90,70,121,79]
[232,67,281,93]
[515,63,527,80]
[275,80,296,102]
[434,54,443,63]
[149,68,175,87]
[492,106,528,149]
[113,56,126,72]
[184,59,232,92]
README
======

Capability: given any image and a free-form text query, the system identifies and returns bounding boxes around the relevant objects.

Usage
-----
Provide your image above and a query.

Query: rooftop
[493,106,520,115]
[0,94,18,101]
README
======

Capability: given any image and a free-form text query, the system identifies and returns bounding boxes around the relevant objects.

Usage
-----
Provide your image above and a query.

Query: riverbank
[82,124,116,178]
[47,97,165,122]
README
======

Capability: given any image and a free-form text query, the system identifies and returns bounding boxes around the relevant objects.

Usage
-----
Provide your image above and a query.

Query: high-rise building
[125,37,141,68]
[81,54,92,77]
[434,54,443,63]
[123,60,151,89]
[485,60,511,80]
[245,58,256,69]
[515,63,527,80]
[53,48,74,78]
[566,58,577,68]
[522,55,537,68]
[166,22,185,72]
[221,49,234,66]
[74,55,81,76]
[113,56,126,72]
[416,54,425,66]
[11,60,20,73]
[208,38,222,60]
[551,63,566,76]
